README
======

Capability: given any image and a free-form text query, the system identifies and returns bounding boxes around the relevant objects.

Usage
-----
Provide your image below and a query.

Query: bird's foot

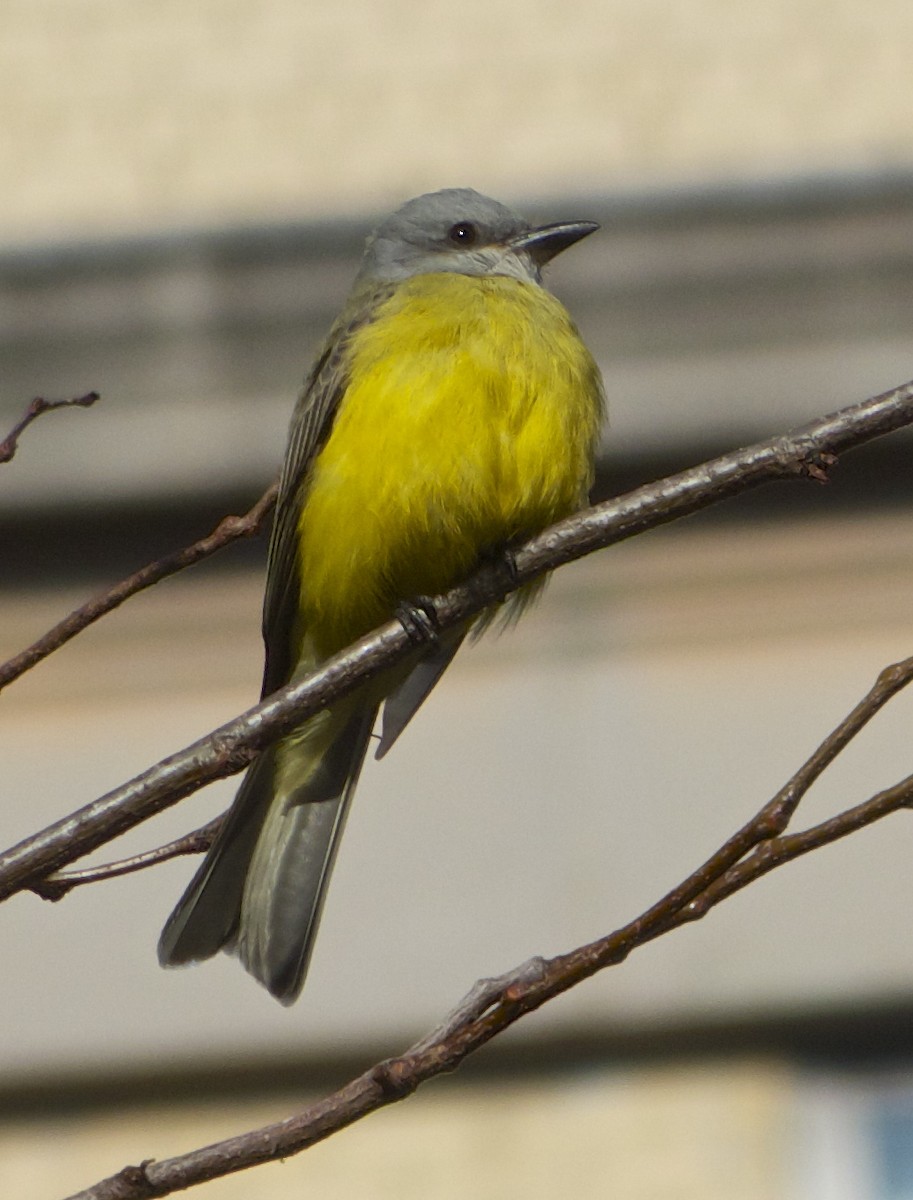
[395,596,439,646]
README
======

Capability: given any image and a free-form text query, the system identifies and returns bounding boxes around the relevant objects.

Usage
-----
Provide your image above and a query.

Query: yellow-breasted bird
[158,188,606,1003]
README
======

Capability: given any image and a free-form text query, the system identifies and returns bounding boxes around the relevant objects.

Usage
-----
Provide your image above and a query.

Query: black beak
[508,220,599,264]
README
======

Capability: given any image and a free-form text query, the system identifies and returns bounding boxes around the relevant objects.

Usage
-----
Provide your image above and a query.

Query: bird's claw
[395,596,439,646]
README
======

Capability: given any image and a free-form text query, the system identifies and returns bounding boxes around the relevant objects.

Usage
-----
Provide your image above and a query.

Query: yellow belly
[297,271,604,657]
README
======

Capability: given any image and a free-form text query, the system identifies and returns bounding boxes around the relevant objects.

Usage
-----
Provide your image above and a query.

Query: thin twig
[64,695,913,1199]
[680,772,913,919]
[41,652,913,901]
[0,392,99,464]
[3,378,913,902]
[550,660,913,983]
[29,816,224,901]
[0,481,278,693]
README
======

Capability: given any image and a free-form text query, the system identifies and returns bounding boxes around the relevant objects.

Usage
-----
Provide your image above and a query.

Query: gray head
[357,188,598,286]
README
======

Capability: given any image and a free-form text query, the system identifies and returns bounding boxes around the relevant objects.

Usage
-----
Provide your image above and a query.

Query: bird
[158,187,606,1004]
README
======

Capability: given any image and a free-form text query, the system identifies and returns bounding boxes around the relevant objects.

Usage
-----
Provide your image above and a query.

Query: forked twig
[2,378,913,902]
[36,654,913,902]
[29,816,224,901]
[0,392,99,463]
[65,653,913,1200]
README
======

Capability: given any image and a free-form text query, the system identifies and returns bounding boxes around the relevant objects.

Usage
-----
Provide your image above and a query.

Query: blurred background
[3,2,913,1196]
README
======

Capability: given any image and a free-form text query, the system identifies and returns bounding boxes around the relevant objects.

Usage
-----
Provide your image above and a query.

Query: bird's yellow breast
[297,271,604,656]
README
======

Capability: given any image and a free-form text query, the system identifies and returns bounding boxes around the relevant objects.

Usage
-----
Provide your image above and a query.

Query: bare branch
[64,672,913,1199]
[29,815,223,901]
[681,772,913,919]
[3,378,913,903]
[0,391,99,464]
[40,642,912,901]
[0,481,278,693]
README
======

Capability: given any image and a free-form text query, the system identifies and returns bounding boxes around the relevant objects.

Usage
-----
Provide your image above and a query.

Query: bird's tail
[158,700,378,1004]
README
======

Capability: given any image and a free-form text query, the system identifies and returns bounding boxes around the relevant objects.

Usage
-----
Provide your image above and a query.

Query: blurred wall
[3,1,913,244]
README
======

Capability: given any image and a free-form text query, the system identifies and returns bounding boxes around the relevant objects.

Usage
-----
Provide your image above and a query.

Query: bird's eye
[447,221,478,246]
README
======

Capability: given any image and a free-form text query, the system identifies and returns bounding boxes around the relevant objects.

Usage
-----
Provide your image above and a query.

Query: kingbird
[159,188,606,1003]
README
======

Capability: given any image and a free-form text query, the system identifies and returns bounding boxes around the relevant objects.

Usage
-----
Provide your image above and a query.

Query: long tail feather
[234,705,377,1002]
[157,750,277,967]
[159,703,377,1003]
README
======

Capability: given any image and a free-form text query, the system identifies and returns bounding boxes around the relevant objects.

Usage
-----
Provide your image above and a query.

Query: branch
[29,816,224,901]
[0,482,278,694]
[41,644,913,901]
[2,377,913,901]
[0,391,99,463]
[65,653,913,1199]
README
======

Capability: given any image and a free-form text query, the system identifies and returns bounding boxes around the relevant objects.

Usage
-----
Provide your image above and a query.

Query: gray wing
[375,626,468,759]
[261,284,394,696]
